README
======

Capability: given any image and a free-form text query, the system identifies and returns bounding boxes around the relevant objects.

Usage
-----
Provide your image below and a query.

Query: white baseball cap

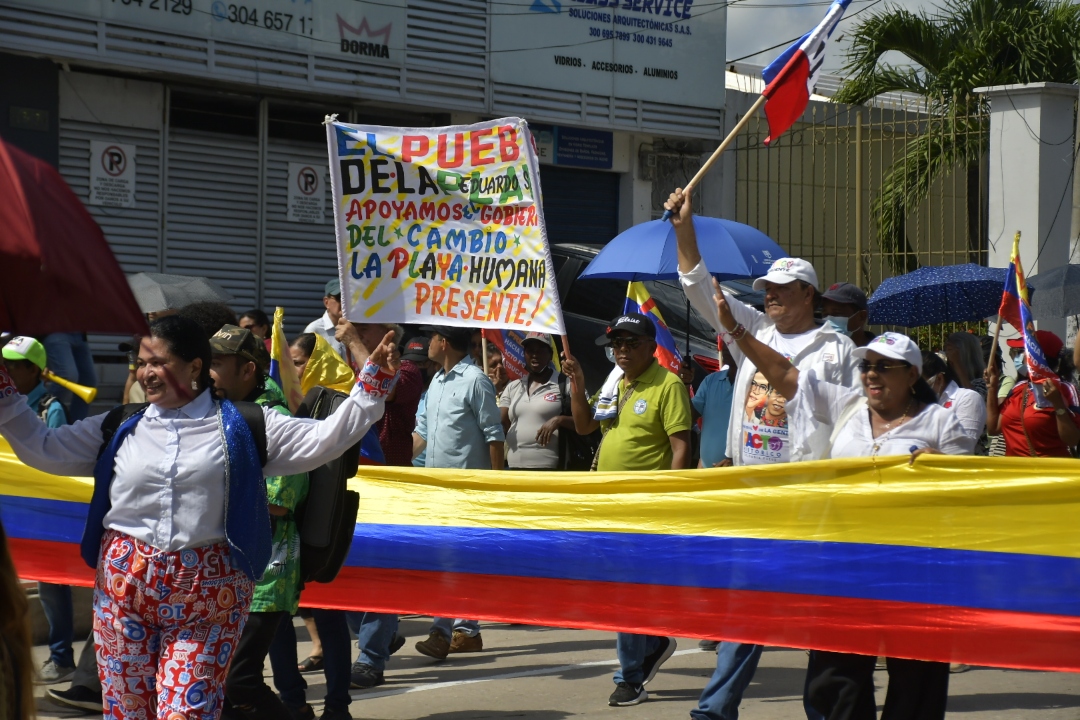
[853,332,923,373]
[752,257,819,291]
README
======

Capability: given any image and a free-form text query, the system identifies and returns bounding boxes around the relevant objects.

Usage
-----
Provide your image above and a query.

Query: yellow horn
[43,370,98,404]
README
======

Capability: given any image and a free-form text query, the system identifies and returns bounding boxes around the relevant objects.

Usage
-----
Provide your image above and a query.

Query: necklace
[879,398,915,432]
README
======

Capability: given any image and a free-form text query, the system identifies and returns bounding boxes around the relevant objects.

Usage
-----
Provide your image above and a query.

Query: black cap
[595,312,656,346]
[821,282,867,311]
[420,325,473,344]
[401,336,430,362]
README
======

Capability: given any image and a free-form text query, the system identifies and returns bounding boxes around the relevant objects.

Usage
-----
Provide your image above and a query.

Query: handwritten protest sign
[326,118,565,335]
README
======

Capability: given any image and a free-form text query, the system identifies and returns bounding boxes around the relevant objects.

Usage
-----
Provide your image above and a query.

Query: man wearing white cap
[665,190,859,720]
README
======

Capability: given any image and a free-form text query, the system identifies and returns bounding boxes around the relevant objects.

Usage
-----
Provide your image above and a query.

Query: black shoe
[608,682,647,707]
[46,685,102,713]
[285,704,315,720]
[319,707,351,720]
[641,636,677,685]
[698,639,719,652]
[389,632,406,656]
[350,663,385,689]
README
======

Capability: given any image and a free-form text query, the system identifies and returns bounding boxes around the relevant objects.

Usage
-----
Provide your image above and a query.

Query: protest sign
[326,117,565,336]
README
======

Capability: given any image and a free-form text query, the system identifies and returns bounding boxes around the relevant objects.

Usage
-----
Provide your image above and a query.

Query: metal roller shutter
[263,138,338,338]
[165,127,260,310]
[537,166,620,246]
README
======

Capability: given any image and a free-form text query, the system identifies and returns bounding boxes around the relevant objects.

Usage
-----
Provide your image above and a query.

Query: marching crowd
[1,191,1078,720]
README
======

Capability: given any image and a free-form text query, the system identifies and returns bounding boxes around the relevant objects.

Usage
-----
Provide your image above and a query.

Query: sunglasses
[609,337,644,350]
[858,360,911,374]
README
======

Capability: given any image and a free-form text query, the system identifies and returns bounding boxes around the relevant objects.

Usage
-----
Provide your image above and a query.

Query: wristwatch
[1055,407,1068,416]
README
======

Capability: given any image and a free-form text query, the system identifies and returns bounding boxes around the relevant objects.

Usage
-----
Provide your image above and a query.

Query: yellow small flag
[271,307,304,412]
[301,333,355,395]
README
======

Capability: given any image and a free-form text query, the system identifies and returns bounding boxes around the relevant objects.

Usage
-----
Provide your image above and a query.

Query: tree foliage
[834,0,1080,272]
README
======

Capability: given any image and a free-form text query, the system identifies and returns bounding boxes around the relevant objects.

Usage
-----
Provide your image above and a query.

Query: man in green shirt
[563,312,691,708]
[209,325,310,720]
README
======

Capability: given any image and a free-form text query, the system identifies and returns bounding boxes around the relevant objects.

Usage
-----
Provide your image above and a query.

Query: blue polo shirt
[414,358,504,469]
[692,368,733,467]
[26,381,67,428]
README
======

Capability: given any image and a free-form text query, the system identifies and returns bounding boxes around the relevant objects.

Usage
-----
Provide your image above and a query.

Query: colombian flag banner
[4,447,1080,672]
[624,282,683,375]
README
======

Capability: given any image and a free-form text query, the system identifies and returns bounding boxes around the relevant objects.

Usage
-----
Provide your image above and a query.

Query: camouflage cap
[209,324,271,368]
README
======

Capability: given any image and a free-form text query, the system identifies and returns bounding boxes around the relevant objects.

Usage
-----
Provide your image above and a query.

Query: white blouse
[791,369,976,459]
[0,382,386,552]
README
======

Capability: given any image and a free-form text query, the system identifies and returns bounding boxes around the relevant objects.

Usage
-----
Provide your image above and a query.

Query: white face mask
[823,315,853,337]
[1013,353,1028,377]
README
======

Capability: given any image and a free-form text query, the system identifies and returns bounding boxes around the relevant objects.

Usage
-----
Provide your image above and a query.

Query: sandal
[298,655,324,673]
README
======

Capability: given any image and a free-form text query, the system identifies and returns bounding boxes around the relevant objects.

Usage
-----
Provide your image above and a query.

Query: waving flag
[301,334,356,395]
[624,282,682,374]
[269,307,304,412]
[998,233,1027,333]
[761,0,853,145]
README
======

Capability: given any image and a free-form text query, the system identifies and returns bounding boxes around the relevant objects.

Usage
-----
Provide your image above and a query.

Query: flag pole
[482,333,490,374]
[988,230,1021,371]
[660,94,768,222]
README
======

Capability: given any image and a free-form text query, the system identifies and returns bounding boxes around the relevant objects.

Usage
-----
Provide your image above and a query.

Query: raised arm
[712,278,800,399]
[561,355,600,435]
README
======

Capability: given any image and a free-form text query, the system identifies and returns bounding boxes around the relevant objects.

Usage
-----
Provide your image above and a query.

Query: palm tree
[833,0,1080,273]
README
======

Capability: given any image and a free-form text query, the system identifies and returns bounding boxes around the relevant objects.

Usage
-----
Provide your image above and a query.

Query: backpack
[292,386,362,584]
[557,373,602,471]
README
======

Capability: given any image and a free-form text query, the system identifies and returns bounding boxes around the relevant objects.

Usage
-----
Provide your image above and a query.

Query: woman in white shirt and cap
[713,285,974,720]
[0,315,399,720]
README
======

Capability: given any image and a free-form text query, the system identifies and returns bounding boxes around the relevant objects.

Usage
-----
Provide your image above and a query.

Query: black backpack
[292,386,362,584]
[557,373,602,471]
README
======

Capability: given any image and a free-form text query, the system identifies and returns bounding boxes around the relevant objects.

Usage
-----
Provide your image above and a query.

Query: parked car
[551,243,765,392]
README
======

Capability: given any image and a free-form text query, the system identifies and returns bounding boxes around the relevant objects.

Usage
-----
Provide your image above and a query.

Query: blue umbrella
[577,217,787,281]
[867,264,1007,327]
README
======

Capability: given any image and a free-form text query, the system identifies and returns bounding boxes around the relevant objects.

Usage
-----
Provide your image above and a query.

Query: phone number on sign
[210,2,315,34]
[110,0,193,15]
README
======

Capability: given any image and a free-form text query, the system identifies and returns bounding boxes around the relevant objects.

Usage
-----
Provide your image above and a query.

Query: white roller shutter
[263,138,338,338]
[165,127,260,310]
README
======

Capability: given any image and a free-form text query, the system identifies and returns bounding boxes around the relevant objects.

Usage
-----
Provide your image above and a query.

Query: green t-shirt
[591,360,691,472]
[251,379,309,614]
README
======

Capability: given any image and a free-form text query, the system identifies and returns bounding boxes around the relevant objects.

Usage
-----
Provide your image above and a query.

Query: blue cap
[325,278,341,297]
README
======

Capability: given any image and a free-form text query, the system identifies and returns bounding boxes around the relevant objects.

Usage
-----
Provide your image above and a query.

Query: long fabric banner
[326,117,565,336]
[4,444,1080,672]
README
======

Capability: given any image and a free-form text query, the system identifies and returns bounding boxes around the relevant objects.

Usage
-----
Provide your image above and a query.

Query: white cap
[752,257,819,291]
[853,332,923,373]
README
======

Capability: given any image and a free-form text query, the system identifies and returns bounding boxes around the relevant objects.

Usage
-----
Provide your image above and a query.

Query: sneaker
[389,632,406,656]
[37,659,76,685]
[415,630,451,660]
[448,630,483,654]
[319,707,351,720]
[950,663,971,674]
[285,705,315,720]
[608,682,647,707]
[46,685,102,713]
[641,637,677,685]
[698,639,719,652]
[350,663,384,689]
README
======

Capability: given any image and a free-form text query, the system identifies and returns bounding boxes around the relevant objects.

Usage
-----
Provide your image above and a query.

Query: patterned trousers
[94,530,254,720]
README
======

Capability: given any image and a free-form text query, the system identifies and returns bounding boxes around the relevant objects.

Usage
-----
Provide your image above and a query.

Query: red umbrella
[0,137,147,335]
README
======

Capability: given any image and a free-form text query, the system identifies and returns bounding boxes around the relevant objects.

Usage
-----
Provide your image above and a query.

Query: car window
[564,276,628,325]
[645,280,717,340]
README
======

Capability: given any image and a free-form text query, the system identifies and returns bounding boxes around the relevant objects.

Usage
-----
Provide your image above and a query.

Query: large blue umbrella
[867,264,1007,327]
[577,217,787,281]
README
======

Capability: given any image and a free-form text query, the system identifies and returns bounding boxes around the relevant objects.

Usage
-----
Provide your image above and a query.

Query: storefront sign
[287,162,326,223]
[88,141,136,208]
[326,118,566,335]
[533,125,614,169]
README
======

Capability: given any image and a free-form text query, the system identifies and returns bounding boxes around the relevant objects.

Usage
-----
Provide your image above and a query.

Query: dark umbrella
[128,273,234,314]
[867,264,1007,327]
[0,138,147,335]
[1026,264,1080,318]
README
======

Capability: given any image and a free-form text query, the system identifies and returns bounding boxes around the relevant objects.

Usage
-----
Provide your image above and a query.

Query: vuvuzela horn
[43,370,97,404]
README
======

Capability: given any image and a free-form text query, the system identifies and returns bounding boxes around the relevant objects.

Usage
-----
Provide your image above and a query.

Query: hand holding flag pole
[660,0,853,223]
[989,231,1023,370]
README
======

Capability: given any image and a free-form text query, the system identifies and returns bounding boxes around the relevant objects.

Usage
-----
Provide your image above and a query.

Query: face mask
[823,315,853,337]
[605,346,616,364]
[1012,354,1028,376]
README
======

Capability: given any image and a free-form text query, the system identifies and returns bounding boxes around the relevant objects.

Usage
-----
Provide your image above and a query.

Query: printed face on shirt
[764,387,787,425]
[745,372,769,421]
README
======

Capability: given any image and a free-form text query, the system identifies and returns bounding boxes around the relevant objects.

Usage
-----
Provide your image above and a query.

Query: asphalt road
[33,617,1080,719]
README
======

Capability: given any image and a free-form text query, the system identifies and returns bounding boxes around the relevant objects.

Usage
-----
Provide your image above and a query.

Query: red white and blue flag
[624,282,682,375]
[761,0,853,146]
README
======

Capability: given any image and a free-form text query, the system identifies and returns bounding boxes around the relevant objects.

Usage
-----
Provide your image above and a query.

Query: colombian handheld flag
[761,0,852,145]
[624,282,682,374]
[999,233,1060,390]
[269,307,304,412]
[301,333,355,395]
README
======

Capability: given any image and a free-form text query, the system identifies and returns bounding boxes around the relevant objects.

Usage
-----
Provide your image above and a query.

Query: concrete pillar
[975,82,1077,341]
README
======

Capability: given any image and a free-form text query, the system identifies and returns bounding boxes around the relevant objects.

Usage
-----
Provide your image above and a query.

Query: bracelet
[356,360,398,398]
[729,323,747,340]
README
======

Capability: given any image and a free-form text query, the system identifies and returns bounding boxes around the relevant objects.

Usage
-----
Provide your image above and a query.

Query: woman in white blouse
[714,286,973,720]
[0,315,399,720]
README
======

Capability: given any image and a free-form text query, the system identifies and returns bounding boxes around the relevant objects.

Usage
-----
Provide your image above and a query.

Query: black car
[551,243,765,391]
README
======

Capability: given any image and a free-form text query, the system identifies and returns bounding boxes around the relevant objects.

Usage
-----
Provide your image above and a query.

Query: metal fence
[733,96,991,347]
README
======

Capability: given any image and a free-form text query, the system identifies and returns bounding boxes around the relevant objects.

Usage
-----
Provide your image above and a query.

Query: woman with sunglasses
[985,330,1080,457]
[713,285,974,720]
